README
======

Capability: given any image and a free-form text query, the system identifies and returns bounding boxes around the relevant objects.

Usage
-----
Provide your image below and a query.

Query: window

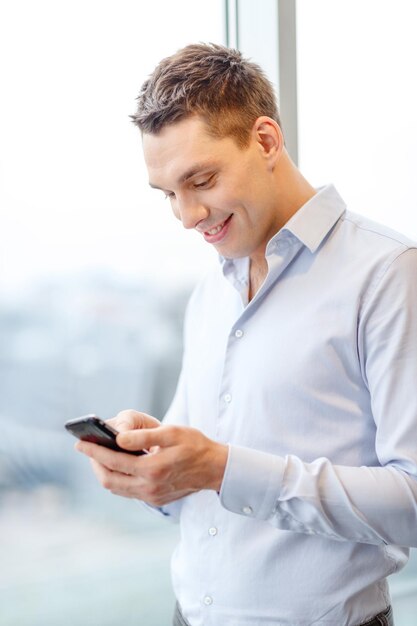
[297,0,417,238]
[0,2,224,624]
[296,1,417,621]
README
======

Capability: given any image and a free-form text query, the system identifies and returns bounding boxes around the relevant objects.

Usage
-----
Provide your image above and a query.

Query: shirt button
[204,595,213,606]
[224,393,232,403]
[208,527,218,536]
[235,329,244,338]
[242,506,253,515]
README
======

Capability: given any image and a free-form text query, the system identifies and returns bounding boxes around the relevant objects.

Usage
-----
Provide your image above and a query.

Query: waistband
[173,603,394,626]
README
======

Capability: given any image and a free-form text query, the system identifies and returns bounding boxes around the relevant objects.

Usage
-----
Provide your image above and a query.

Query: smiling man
[144,113,315,300]
[76,44,417,626]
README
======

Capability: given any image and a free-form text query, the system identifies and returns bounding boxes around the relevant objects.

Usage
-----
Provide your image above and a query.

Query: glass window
[297,0,417,238]
[0,2,224,624]
[296,2,417,623]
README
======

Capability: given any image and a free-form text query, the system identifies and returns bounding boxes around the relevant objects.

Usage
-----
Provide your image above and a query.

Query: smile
[203,215,233,244]
[207,222,226,235]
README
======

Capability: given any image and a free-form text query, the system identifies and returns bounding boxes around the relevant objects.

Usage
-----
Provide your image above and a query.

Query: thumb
[117,425,173,451]
[107,410,161,433]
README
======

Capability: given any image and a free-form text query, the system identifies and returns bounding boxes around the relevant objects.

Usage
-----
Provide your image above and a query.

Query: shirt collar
[279,184,346,253]
[219,184,347,274]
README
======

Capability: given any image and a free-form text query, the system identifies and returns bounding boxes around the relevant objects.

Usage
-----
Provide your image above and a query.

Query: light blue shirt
[155,185,417,625]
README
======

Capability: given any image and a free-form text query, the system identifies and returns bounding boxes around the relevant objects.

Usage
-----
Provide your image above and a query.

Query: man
[76,44,417,625]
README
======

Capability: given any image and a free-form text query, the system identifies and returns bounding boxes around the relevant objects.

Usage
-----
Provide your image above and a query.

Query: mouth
[202,215,233,244]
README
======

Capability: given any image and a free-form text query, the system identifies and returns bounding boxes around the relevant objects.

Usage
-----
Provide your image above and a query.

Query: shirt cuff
[139,498,182,523]
[219,444,286,520]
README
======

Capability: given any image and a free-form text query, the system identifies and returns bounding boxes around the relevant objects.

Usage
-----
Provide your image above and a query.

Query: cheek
[209,187,244,214]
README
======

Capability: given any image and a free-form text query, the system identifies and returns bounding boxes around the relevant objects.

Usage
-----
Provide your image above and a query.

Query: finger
[89,458,113,485]
[108,410,161,432]
[75,440,143,475]
[117,425,180,451]
[106,410,143,431]
[89,459,147,497]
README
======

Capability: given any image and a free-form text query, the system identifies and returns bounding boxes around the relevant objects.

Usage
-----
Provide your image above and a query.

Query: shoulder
[331,211,417,287]
[339,213,417,312]
[341,210,416,253]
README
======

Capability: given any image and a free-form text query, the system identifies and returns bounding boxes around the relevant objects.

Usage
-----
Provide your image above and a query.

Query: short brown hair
[131,43,282,147]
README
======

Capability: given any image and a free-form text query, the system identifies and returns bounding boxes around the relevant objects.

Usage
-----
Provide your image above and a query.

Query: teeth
[207,222,225,235]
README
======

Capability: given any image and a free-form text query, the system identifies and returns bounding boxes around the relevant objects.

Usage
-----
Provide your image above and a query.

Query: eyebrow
[149,161,218,190]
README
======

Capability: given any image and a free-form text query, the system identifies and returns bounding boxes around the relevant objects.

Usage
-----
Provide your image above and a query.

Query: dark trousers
[172,602,393,626]
[358,605,394,626]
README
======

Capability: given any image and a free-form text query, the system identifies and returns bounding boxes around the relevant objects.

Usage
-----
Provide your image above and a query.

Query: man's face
[142,115,282,262]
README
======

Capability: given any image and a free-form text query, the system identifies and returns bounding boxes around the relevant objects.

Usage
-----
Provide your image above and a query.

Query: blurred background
[0,1,416,624]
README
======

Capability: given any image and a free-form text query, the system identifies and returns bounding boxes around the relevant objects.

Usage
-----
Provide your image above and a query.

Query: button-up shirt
[154,185,417,625]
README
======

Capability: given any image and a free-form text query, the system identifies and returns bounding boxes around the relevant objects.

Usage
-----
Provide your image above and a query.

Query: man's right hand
[75,409,228,506]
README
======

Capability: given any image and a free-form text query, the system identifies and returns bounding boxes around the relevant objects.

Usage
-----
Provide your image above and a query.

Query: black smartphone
[65,414,146,456]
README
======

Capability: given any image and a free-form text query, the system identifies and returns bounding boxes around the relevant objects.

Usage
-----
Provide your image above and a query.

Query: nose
[174,194,209,230]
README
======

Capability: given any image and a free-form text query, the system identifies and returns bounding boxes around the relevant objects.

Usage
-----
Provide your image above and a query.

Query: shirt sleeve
[220,248,417,547]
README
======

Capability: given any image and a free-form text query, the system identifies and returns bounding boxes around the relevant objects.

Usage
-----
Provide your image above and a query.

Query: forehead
[142,116,241,186]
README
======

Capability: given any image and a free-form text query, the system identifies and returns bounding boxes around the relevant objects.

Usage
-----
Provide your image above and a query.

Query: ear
[252,116,284,169]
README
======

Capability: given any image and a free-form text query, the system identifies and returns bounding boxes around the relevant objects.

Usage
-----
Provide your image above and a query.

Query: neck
[248,260,267,302]
[248,153,316,298]
[273,151,317,228]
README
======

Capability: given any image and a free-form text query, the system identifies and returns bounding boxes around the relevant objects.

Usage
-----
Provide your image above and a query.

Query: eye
[193,174,215,189]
